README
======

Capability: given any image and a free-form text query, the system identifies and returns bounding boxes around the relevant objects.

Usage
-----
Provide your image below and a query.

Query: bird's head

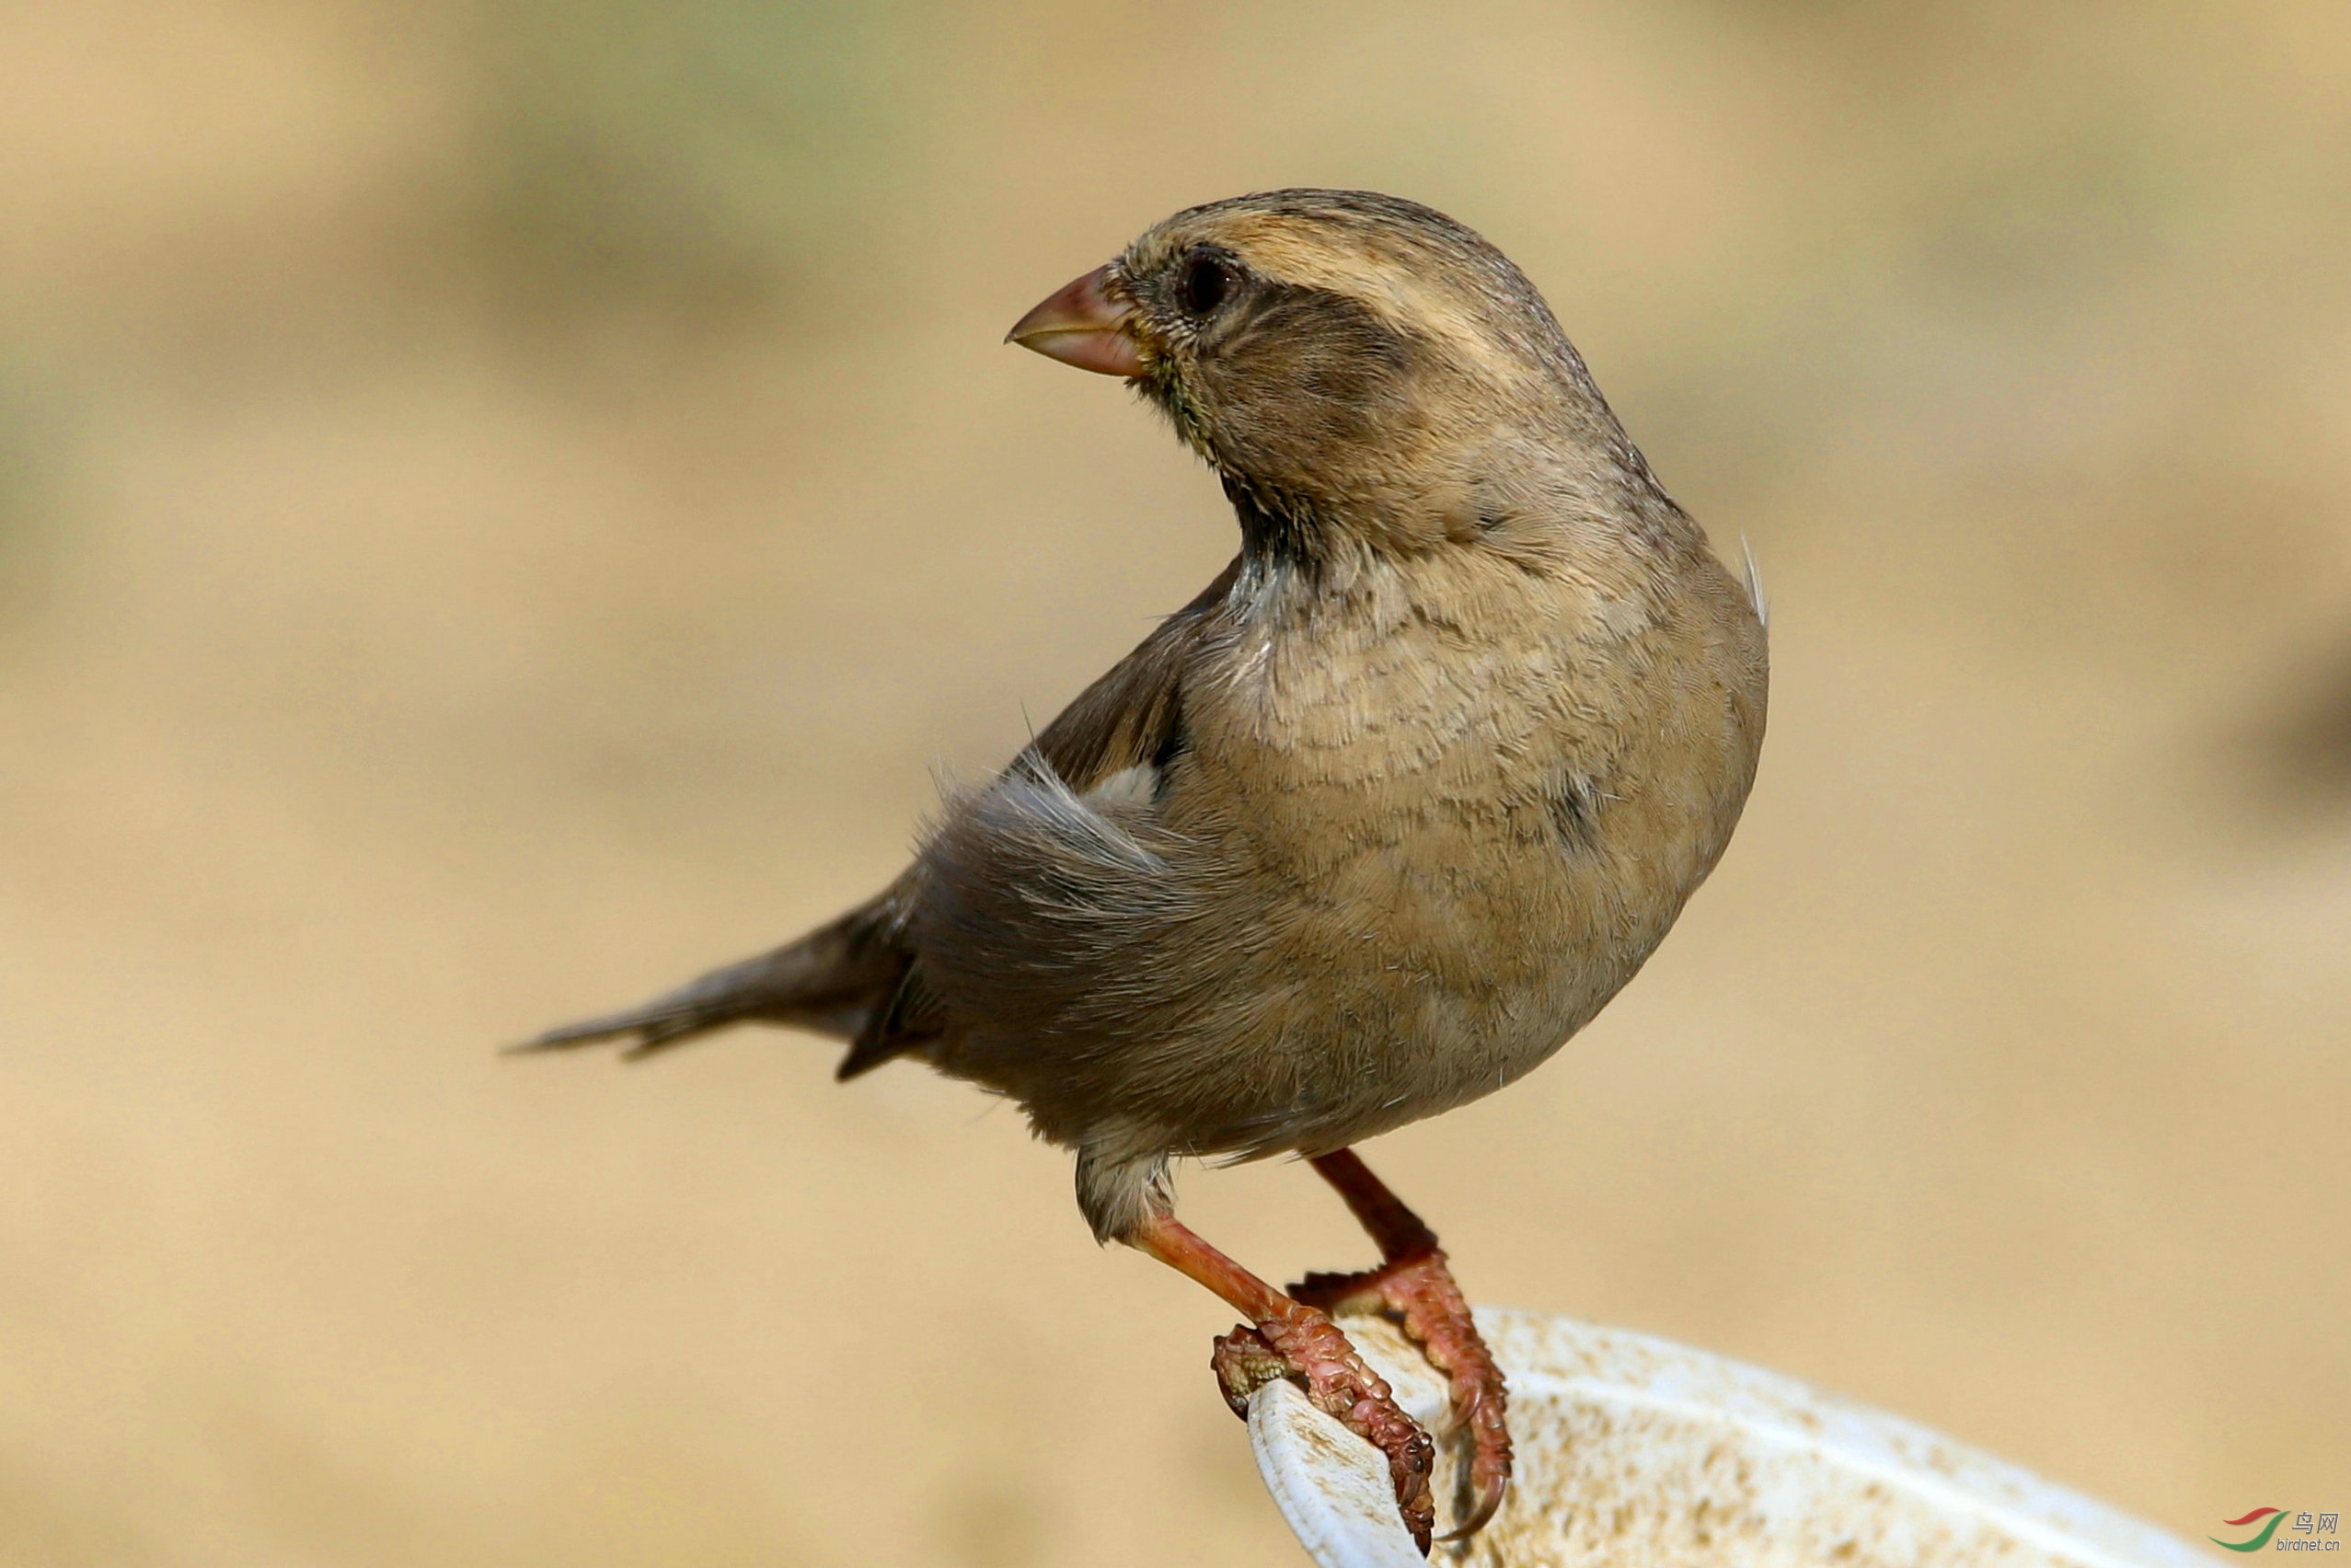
[1008,190,1650,565]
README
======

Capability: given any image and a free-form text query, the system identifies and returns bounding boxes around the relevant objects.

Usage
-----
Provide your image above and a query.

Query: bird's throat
[1221,475,1332,577]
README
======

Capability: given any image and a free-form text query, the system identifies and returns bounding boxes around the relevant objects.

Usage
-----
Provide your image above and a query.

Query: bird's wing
[868,558,1255,1116]
[1026,556,1235,792]
[831,556,1239,1078]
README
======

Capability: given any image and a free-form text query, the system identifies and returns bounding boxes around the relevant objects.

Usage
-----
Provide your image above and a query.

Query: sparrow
[524,189,1769,1551]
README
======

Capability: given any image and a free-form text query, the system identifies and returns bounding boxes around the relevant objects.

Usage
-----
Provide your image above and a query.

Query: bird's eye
[1178,254,1237,317]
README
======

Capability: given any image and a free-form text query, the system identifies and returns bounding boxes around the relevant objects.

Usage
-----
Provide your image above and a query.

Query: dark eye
[1178,253,1237,317]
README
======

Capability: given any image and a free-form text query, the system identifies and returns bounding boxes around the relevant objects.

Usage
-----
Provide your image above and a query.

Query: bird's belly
[1170,783,1656,1159]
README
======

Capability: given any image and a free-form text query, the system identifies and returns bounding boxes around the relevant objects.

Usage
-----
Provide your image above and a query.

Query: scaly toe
[1214,1307,1436,1551]
[1291,1250,1512,1540]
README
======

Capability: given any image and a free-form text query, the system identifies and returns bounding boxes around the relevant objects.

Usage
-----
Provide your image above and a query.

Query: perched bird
[525,190,1768,1551]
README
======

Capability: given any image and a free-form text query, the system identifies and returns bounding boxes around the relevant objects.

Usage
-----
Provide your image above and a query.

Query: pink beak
[1006,264,1145,378]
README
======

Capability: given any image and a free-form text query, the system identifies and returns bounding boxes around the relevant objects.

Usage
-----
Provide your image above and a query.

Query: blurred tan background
[2,2,2347,1563]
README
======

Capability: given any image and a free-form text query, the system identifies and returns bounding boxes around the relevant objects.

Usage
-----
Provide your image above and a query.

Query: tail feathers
[515,896,911,1063]
[515,950,852,1060]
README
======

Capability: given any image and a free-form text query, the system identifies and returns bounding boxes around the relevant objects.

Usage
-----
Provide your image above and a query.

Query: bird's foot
[1210,1308,1437,1551]
[1293,1249,1511,1539]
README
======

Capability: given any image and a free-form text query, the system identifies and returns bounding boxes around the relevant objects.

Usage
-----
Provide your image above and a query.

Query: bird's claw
[1209,1323,1292,1416]
[1294,1248,1511,1540]
[1209,1309,1437,1552]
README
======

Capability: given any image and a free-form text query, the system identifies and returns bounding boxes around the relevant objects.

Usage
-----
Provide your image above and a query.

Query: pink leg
[1130,1212,1436,1551]
[1296,1149,1512,1539]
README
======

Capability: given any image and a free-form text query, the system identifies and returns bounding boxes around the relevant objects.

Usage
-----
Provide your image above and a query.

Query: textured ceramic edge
[1246,1308,2207,1568]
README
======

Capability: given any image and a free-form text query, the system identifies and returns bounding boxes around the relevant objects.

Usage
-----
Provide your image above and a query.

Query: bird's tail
[513,893,913,1062]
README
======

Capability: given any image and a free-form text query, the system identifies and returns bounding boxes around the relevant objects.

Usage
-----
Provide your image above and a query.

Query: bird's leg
[1292,1149,1512,1539]
[1128,1211,1436,1551]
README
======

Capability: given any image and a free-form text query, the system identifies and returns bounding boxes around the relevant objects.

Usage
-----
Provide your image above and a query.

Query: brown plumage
[526,190,1767,1549]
